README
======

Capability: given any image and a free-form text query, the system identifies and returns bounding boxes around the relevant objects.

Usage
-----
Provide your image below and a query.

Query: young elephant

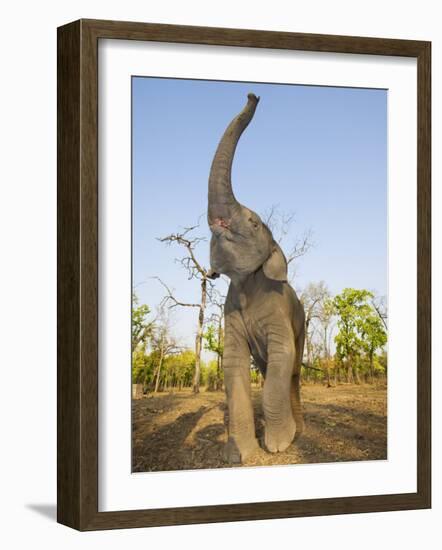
[207,93,306,463]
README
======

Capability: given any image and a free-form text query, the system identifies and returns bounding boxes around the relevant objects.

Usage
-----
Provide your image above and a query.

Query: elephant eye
[249,217,259,230]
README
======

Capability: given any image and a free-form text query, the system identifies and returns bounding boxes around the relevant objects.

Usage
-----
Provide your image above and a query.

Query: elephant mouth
[214,217,231,229]
[210,217,232,237]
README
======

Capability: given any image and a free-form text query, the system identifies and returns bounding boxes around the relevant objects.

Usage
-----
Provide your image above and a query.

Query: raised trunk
[208,93,260,223]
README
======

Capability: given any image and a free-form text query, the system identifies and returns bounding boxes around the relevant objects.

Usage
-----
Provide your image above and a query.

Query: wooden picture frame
[57,18,431,531]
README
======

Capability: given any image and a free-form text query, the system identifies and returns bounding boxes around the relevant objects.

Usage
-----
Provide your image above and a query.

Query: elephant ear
[263,241,288,282]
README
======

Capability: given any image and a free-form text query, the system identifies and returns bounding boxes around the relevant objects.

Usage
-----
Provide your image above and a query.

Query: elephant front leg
[263,335,296,453]
[223,325,259,463]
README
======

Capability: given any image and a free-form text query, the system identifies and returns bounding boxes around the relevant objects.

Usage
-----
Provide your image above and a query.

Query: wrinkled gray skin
[207,93,306,463]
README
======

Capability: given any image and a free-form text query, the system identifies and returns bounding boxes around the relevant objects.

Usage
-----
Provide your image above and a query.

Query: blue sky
[132,77,387,349]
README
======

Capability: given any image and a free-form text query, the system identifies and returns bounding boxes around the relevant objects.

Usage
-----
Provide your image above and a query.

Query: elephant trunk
[208,93,260,224]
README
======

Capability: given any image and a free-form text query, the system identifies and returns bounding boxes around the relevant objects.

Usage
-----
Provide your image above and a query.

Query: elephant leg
[223,317,259,464]
[290,373,304,438]
[291,329,305,437]
[263,334,296,453]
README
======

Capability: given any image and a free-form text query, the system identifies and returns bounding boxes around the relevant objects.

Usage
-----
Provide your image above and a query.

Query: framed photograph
[57,19,431,530]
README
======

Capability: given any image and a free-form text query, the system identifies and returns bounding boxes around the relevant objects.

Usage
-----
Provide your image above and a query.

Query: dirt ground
[132,384,387,472]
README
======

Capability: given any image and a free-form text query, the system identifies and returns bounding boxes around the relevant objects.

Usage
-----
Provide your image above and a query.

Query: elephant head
[207,93,288,284]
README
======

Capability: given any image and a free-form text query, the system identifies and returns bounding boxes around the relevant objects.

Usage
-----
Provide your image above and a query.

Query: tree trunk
[352,364,361,384]
[304,320,312,383]
[369,351,374,384]
[325,358,331,387]
[143,370,149,394]
[346,362,353,383]
[193,278,207,393]
[216,313,224,390]
[154,339,165,393]
[216,353,222,391]
[193,331,202,394]
[323,326,332,388]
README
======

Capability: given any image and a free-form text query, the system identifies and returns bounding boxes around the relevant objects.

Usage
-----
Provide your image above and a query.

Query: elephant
[207,93,306,464]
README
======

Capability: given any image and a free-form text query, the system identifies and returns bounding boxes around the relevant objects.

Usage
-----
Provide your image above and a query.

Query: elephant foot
[264,417,296,453]
[223,436,259,464]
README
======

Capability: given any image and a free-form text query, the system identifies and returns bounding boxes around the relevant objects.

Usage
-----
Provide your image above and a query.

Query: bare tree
[205,287,225,390]
[150,306,180,393]
[300,281,330,381]
[316,291,334,387]
[157,225,212,394]
[262,204,314,280]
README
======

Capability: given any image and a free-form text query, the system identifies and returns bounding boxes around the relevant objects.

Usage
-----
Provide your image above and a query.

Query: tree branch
[371,296,388,331]
[286,229,314,264]
[152,277,200,310]
[158,225,207,278]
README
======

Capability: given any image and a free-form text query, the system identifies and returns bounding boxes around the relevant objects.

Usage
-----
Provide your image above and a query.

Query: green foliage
[132,293,153,353]
[377,351,388,373]
[132,348,197,390]
[358,312,387,358]
[132,348,155,386]
[131,283,388,390]
[372,355,385,373]
[203,324,223,356]
[165,349,196,388]
[250,367,261,386]
[332,288,387,380]
[321,297,335,324]
[333,288,373,361]
[201,360,221,391]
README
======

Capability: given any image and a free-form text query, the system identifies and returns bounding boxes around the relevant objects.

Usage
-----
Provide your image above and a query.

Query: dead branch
[286,229,314,264]
[301,362,323,372]
[262,204,314,266]
[158,225,207,279]
[152,277,200,310]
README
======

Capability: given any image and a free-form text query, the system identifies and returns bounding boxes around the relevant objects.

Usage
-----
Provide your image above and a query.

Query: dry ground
[132,384,387,472]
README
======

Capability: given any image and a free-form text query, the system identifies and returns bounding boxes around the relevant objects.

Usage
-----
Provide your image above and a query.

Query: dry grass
[132,383,387,472]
